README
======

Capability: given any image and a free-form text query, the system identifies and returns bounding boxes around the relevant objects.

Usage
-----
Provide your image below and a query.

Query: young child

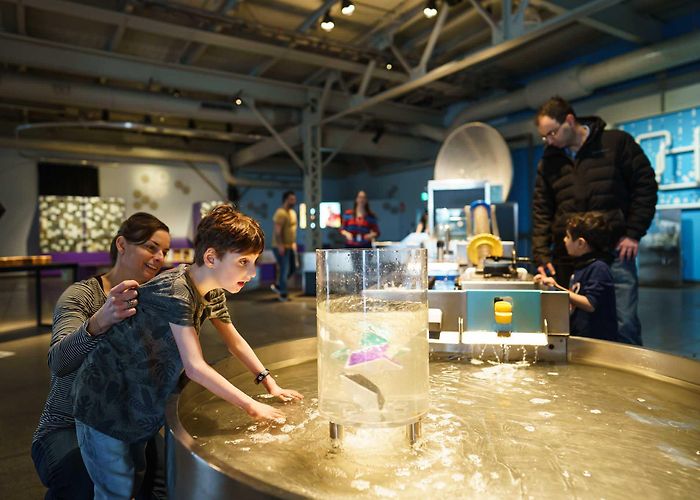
[71,205,303,499]
[534,211,619,342]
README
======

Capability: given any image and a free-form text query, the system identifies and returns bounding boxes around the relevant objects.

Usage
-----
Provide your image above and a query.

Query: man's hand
[87,280,140,336]
[616,236,639,261]
[277,245,286,256]
[537,262,556,277]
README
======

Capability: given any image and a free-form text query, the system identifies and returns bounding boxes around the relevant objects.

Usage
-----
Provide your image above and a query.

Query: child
[534,212,619,342]
[71,205,303,499]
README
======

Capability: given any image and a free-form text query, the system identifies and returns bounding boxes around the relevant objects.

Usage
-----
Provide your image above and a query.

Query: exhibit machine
[165,123,700,498]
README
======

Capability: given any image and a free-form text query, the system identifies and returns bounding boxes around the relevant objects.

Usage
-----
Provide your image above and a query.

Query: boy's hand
[534,274,557,288]
[246,400,285,421]
[269,386,304,403]
[263,376,304,402]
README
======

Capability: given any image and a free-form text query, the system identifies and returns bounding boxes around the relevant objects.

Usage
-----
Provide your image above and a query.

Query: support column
[302,91,323,252]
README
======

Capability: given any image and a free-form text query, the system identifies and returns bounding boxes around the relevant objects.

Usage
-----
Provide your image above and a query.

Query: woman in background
[31,212,170,500]
[340,190,380,248]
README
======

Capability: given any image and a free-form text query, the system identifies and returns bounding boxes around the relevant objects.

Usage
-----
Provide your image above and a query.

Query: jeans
[611,252,642,345]
[273,248,297,297]
[32,427,165,500]
[32,429,93,500]
[75,420,148,500]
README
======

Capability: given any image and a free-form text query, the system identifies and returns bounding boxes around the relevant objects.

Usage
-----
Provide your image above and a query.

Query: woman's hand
[246,400,285,421]
[87,280,140,336]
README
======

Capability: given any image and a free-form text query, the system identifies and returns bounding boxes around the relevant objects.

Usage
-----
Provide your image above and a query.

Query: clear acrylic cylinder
[316,248,429,427]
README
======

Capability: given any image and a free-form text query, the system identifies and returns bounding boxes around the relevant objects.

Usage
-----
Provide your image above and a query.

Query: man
[271,191,298,301]
[532,96,657,346]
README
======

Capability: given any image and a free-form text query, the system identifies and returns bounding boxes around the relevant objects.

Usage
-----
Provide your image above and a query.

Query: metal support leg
[329,422,344,440]
[407,420,422,445]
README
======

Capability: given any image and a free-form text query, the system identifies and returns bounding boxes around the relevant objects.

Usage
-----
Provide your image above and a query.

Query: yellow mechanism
[467,233,503,266]
[494,300,513,324]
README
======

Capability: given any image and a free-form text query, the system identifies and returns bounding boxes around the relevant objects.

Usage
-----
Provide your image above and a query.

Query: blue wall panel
[618,106,700,281]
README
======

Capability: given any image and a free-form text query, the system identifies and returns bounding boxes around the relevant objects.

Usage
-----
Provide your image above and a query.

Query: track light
[341,0,355,16]
[320,11,335,32]
[423,0,438,19]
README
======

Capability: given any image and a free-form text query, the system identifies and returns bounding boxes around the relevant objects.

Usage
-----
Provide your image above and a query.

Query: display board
[39,196,124,253]
[618,106,700,207]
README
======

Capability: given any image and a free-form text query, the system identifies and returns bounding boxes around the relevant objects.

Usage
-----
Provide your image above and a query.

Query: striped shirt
[33,277,105,443]
[341,209,380,248]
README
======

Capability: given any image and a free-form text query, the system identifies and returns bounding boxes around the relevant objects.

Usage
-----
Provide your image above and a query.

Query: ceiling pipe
[0,137,295,189]
[14,121,264,143]
[448,30,700,127]
[0,72,297,128]
[0,72,445,157]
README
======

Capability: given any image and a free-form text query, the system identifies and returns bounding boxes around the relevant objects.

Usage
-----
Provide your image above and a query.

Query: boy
[534,212,619,342]
[71,205,303,499]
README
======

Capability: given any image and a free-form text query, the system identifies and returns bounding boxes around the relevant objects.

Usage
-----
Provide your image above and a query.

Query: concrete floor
[0,273,698,499]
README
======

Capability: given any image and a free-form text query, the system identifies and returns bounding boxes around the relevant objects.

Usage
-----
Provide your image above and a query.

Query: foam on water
[181,360,700,498]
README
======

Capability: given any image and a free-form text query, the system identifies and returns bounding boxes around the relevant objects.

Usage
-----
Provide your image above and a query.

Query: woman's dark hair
[353,191,376,218]
[110,212,170,264]
[194,205,265,265]
[535,96,576,126]
[566,211,611,253]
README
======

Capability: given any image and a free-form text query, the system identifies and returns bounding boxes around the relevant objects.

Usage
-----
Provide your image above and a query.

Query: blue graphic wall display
[617,106,700,281]
[618,107,700,207]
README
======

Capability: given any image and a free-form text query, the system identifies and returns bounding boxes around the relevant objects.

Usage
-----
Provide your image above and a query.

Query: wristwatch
[254,369,270,385]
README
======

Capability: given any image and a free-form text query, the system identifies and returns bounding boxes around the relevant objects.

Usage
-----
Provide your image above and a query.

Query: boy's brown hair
[194,205,265,265]
[566,211,611,253]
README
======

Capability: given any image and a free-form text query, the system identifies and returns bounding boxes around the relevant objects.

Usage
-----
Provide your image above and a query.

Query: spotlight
[320,11,335,32]
[423,0,438,18]
[341,0,355,16]
[386,63,393,70]
[234,97,242,106]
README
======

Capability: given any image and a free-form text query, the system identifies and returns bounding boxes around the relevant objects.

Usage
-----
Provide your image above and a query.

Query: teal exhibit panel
[618,106,700,281]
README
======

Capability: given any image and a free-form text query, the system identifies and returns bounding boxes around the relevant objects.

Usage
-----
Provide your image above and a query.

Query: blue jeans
[273,248,296,297]
[32,429,93,500]
[75,420,148,500]
[611,252,642,346]
[33,428,166,500]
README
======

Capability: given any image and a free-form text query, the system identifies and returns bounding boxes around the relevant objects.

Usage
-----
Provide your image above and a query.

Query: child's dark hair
[566,212,611,252]
[110,213,170,265]
[535,95,575,126]
[194,205,265,265]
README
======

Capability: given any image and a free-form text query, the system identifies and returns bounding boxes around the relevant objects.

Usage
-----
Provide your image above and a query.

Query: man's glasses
[541,123,562,142]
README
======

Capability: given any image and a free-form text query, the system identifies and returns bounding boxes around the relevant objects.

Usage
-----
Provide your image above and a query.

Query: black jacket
[532,117,658,266]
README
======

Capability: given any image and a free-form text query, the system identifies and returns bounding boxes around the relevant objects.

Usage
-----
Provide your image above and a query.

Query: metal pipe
[449,30,700,126]
[0,72,296,128]
[0,137,295,189]
[14,121,263,143]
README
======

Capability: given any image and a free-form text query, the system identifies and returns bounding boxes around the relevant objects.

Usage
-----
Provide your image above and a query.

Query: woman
[340,190,380,248]
[31,212,171,500]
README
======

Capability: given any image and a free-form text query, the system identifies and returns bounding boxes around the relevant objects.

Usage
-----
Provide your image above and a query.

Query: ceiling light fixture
[386,63,393,70]
[423,0,438,19]
[341,0,355,16]
[320,11,335,32]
